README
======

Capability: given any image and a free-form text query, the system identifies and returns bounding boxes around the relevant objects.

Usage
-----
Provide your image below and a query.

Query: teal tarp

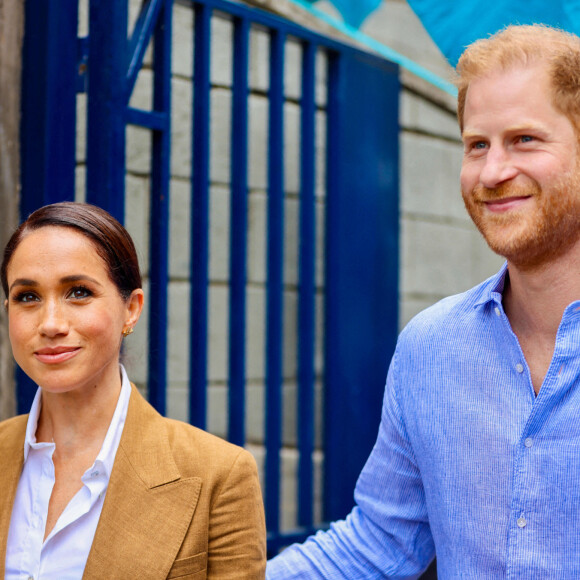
[406,0,580,65]
[305,0,381,29]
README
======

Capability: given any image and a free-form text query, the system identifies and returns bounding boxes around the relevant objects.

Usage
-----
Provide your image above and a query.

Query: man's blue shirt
[267,264,580,579]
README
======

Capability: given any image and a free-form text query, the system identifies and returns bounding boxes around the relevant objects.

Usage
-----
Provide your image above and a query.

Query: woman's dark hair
[1,202,142,300]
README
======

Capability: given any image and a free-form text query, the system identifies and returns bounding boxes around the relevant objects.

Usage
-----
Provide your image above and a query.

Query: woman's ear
[124,288,144,330]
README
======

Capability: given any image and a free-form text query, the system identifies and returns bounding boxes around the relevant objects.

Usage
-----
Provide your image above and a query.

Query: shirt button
[524,438,533,448]
[517,516,527,528]
[494,307,501,317]
[516,363,524,373]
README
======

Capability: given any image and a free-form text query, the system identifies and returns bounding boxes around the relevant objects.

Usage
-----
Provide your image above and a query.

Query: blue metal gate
[20,0,399,554]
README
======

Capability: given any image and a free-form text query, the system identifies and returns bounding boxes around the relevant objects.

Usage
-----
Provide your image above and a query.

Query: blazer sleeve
[206,448,266,579]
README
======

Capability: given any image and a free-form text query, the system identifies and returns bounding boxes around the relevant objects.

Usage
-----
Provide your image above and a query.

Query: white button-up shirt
[5,366,132,580]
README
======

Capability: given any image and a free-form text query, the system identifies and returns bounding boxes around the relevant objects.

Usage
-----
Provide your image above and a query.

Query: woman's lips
[34,346,81,364]
[484,196,532,213]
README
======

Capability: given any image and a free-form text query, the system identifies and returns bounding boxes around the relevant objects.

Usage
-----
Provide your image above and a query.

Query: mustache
[469,180,541,201]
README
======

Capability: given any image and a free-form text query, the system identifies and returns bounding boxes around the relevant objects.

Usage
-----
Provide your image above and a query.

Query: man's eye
[472,141,487,150]
[519,135,534,143]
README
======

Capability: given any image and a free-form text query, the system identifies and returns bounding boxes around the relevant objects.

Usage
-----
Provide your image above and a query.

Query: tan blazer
[0,385,266,579]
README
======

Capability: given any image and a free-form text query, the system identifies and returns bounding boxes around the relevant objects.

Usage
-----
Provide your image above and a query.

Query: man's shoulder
[400,270,502,344]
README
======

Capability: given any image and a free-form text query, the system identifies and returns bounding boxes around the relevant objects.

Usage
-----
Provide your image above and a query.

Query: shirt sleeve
[266,343,435,579]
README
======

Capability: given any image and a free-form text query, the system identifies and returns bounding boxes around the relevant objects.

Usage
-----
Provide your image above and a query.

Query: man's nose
[38,301,69,337]
[479,146,518,189]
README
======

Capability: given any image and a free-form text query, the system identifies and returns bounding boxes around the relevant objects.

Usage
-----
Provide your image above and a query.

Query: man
[267,24,580,579]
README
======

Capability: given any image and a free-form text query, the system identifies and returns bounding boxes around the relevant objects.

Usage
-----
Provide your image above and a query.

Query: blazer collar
[83,385,202,579]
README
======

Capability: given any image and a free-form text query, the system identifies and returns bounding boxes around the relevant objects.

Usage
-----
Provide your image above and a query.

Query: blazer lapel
[83,387,202,580]
[0,415,27,578]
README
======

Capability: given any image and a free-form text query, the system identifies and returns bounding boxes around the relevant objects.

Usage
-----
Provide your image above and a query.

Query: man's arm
[267,345,435,579]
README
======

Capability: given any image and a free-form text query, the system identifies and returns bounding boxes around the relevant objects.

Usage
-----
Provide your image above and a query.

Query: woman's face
[5,226,143,396]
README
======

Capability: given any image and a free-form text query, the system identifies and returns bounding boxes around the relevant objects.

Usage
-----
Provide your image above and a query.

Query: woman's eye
[13,292,39,303]
[69,286,92,299]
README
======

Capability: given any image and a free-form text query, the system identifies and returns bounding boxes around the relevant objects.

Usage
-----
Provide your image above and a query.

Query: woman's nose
[37,301,69,337]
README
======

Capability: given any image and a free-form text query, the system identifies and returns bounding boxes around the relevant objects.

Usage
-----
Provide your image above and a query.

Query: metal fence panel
[19,0,400,555]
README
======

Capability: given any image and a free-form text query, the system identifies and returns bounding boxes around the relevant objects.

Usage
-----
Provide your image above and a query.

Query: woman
[0,202,266,579]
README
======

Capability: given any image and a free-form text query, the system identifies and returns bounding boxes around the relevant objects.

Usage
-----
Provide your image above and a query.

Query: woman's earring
[122,327,134,337]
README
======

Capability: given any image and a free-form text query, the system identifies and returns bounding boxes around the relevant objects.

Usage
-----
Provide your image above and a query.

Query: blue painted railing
[19,0,400,556]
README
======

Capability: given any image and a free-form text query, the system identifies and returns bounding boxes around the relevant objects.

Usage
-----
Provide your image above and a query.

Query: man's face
[460,62,580,271]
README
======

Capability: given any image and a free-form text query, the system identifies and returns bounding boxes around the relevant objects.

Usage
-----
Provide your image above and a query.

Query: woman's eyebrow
[59,274,102,286]
[8,278,38,292]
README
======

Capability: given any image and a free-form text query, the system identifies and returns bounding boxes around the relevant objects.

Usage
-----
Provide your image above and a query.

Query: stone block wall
[0,0,23,420]
[67,0,503,534]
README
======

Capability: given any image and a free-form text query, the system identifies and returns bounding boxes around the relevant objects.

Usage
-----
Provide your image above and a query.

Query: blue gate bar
[126,108,168,132]
[228,16,251,446]
[85,0,128,222]
[265,28,286,538]
[18,0,79,413]
[323,50,343,521]
[297,40,317,529]
[189,2,213,428]
[126,0,166,101]
[147,0,172,414]
[20,0,78,214]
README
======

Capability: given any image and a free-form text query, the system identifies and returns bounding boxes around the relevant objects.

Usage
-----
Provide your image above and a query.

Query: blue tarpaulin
[406,0,580,65]
[304,0,382,29]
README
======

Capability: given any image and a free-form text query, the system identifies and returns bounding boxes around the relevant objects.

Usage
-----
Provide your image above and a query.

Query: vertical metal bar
[86,0,128,222]
[147,0,172,414]
[228,17,250,445]
[190,2,212,428]
[297,40,316,529]
[265,28,285,536]
[323,50,342,521]
[18,0,79,413]
[20,0,78,214]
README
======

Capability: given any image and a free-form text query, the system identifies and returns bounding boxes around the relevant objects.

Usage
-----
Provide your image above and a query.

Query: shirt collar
[473,262,509,309]
[23,364,132,479]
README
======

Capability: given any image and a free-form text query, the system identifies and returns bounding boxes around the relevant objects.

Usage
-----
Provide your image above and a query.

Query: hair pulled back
[1,202,142,300]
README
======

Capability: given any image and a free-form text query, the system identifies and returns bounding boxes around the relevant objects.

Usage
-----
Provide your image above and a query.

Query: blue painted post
[265,28,286,538]
[190,2,212,428]
[228,16,251,446]
[147,0,172,414]
[20,0,78,214]
[297,40,317,529]
[18,0,79,413]
[323,51,400,521]
[86,0,128,222]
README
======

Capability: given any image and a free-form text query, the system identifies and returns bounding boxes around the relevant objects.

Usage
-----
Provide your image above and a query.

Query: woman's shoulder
[162,416,252,464]
[0,414,27,436]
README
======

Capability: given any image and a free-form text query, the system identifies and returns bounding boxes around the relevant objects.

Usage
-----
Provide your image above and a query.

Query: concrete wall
[76,0,505,532]
[32,0,504,533]
[250,0,503,328]
[0,0,23,420]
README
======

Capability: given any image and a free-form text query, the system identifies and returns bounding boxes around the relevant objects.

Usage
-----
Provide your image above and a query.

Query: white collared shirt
[5,365,132,580]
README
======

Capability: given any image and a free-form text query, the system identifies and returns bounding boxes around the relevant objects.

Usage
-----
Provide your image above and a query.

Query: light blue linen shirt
[267,264,580,579]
